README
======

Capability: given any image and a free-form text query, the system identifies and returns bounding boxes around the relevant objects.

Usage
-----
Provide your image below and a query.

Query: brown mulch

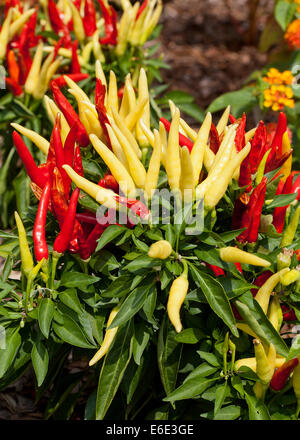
[159,0,272,110]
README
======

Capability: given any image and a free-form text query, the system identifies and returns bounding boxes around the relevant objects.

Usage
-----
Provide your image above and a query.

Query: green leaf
[124,255,161,273]
[174,328,205,344]
[53,315,96,349]
[132,323,151,365]
[178,102,205,123]
[274,1,297,30]
[60,272,100,290]
[204,404,241,420]
[0,328,21,378]
[59,289,85,315]
[190,265,238,337]
[163,375,218,403]
[214,381,229,416]
[286,334,300,361]
[38,299,55,339]
[31,341,49,387]
[197,351,220,367]
[266,193,297,209]
[96,320,133,420]
[245,392,271,420]
[96,225,127,251]
[207,88,256,117]
[157,316,183,402]
[108,278,154,329]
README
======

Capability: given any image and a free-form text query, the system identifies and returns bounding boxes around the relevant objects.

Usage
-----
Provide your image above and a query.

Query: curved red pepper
[270,358,299,391]
[71,41,81,74]
[52,73,89,89]
[83,0,97,37]
[51,82,89,147]
[13,131,49,188]
[209,123,220,154]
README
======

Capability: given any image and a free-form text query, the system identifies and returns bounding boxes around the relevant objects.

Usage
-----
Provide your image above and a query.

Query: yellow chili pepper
[216,105,230,135]
[165,107,181,191]
[11,123,49,155]
[9,8,35,41]
[107,71,119,113]
[33,55,61,101]
[280,269,300,286]
[245,127,257,144]
[236,323,258,339]
[179,146,194,202]
[81,41,94,64]
[139,119,155,148]
[14,212,34,278]
[235,356,285,373]
[280,131,293,183]
[140,0,163,44]
[115,6,135,56]
[255,268,290,314]
[148,240,173,260]
[124,97,148,132]
[136,68,151,148]
[268,294,283,332]
[159,120,168,167]
[67,0,85,42]
[95,60,107,92]
[167,261,189,333]
[89,134,136,198]
[190,112,212,187]
[45,97,70,143]
[110,121,147,188]
[84,108,104,139]
[24,41,44,95]
[219,246,271,268]
[89,305,120,366]
[253,339,274,399]
[255,149,272,185]
[105,123,129,170]
[292,357,300,415]
[144,129,161,199]
[62,165,118,210]
[92,30,105,62]
[0,8,13,59]
[119,74,137,118]
[204,142,251,208]
[111,107,141,159]
[280,205,300,248]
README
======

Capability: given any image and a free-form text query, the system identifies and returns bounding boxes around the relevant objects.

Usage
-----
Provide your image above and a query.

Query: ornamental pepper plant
[0,63,300,421]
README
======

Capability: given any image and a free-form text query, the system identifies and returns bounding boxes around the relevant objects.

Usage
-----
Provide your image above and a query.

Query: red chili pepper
[7,50,20,84]
[229,114,236,124]
[74,145,84,177]
[83,0,97,36]
[249,121,268,175]
[114,195,150,220]
[71,41,81,74]
[98,0,118,45]
[205,263,225,277]
[52,73,89,89]
[48,0,65,34]
[98,174,119,193]
[64,123,77,168]
[77,229,92,261]
[85,223,106,254]
[53,187,80,254]
[209,123,220,154]
[13,131,49,188]
[95,79,112,148]
[76,212,98,225]
[238,157,252,193]
[136,0,149,21]
[234,113,246,152]
[51,81,89,147]
[269,112,287,158]
[160,117,194,152]
[270,358,299,391]
[295,249,300,262]
[33,180,51,261]
[272,173,294,233]
[291,172,300,201]
[236,177,267,243]
[51,114,70,196]
[5,77,23,96]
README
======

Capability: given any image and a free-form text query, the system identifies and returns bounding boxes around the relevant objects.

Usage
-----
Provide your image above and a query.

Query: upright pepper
[83,0,97,36]
[160,117,194,153]
[14,211,34,277]
[255,268,290,314]
[273,173,295,233]
[280,205,300,248]
[33,180,51,262]
[53,188,80,255]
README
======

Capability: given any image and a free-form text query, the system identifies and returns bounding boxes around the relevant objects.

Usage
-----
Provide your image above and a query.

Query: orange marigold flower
[285,19,300,50]
[262,68,295,112]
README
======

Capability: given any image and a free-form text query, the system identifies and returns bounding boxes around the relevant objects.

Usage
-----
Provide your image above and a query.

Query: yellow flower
[262,68,295,112]
[285,19,300,50]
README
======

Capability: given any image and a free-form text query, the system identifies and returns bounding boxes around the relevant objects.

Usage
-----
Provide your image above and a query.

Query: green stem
[50,254,60,291]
